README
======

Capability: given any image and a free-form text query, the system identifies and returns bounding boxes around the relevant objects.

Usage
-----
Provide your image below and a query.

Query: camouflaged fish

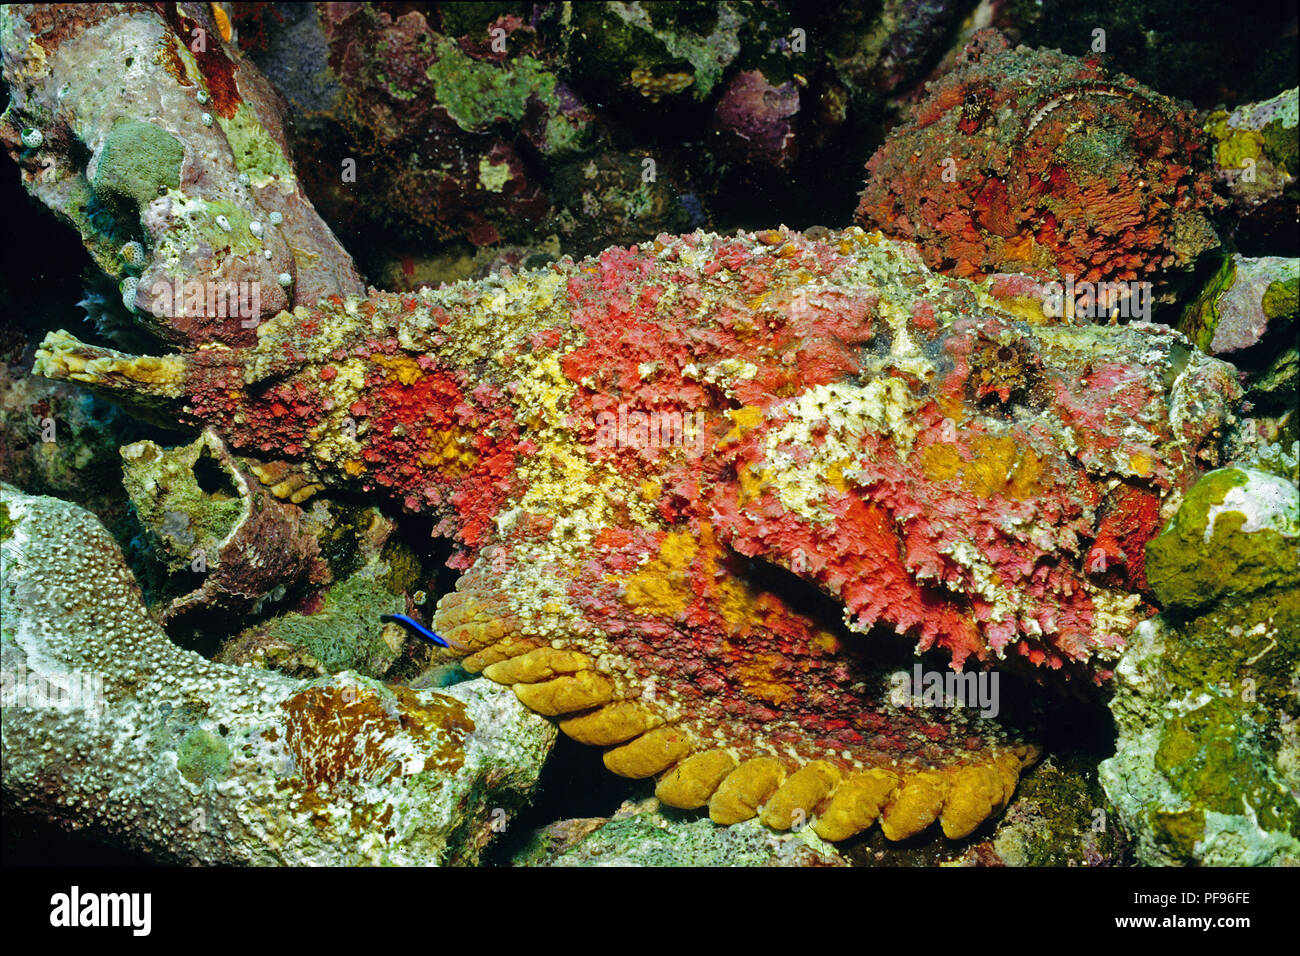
[35,227,1239,842]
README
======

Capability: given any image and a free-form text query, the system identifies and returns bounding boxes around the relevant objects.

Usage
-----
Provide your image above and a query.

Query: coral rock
[1145,467,1299,614]
[1100,595,1299,866]
[119,429,325,625]
[0,2,362,346]
[1179,254,1298,357]
[1204,87,1299,254]
[1103,468,1299,865]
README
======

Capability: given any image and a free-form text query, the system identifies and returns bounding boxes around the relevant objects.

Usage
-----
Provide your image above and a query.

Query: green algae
[1103,461,1300,864]
[255,571,404,676]
[61,177,139,275]
[376,537,422,595]
[426,37,557,132]
[218,103,295,186]
[1178,254,1236,352]
[1262,275,1299,321]
[568,2,746,102]
[540,110,597,157]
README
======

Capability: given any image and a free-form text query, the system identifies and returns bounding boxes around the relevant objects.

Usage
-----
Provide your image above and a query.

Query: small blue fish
[381,613,468,651]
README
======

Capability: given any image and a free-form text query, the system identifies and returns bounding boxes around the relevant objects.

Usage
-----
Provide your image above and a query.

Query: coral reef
[1181,255,1298,469]
[34,226,1240,843]
[1100,468,1299,865]
[228,1,983,272]
[0,2,362,347]
[856,31,1220,287]
[3,0,1292,872]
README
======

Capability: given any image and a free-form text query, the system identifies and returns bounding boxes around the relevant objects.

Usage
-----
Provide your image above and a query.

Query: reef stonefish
[35,227,1238,841]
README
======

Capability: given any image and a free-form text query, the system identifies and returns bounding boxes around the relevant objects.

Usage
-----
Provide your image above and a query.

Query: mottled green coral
[92,119,184,208]
[1145,467,1300,612]
[1263,276,1299,322]
[176,728,232,785]
[152,194,265,277]
[477,155,512,192]
[119,436,245,572]
[1103,468,1300,865]
[541,111,597,157]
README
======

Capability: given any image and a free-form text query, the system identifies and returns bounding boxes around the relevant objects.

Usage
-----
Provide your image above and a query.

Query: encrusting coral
[34,225,1241,843]
[119,428,326,626]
